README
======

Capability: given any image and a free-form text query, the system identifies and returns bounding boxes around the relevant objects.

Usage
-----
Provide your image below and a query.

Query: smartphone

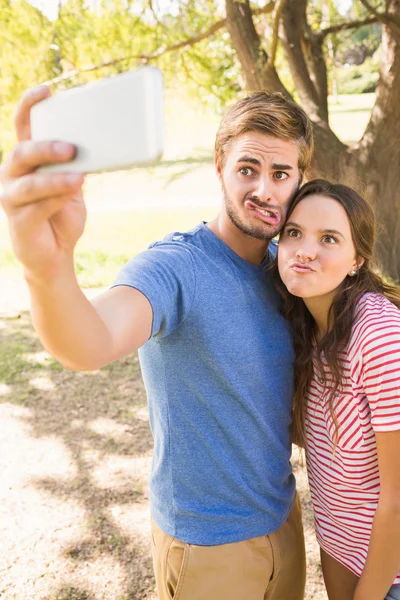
[31,67,164,174]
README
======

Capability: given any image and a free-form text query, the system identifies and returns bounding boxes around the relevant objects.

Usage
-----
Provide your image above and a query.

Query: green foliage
[74,249,130,288]
[0,0,55,156]
[335,57,379,94]
[0,0,383,158]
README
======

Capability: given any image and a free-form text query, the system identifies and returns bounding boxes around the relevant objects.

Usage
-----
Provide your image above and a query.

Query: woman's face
[278,194,361,301]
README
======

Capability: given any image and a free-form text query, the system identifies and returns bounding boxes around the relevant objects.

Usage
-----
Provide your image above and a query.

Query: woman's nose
[295,243,316,261]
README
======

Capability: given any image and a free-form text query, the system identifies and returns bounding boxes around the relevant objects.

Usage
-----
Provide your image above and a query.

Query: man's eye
[239,167,254,176]
[274,171,289,180]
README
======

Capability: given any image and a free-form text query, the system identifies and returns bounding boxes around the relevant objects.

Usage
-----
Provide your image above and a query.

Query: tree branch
[268,0,288,67]
[147,0,167,30]
[252,0,275,17]
[319,15,378,39]
[42,0,276,87]
[359,0,400,29]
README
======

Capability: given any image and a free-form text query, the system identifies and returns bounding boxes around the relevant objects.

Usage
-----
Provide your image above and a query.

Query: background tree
[223,0,400,280]
[1,0,399,278]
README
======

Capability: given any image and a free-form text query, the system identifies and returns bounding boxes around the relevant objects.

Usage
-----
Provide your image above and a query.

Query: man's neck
[207,216,270,266]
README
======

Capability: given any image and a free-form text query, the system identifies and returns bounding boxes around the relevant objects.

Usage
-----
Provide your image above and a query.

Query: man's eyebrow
[237,156,261,165]
[236,156,294,170]
[284,221,345,239]
[272,163,293,170]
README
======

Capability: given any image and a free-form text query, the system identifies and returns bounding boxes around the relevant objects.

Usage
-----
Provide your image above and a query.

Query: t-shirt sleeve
[111,242,196,339]
[358,299,400,432]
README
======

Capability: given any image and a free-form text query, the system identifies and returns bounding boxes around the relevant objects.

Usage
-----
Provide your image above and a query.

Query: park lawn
[328,92,375,143]
[0,91,375,600]
[0,93,375,288]
[0,312,326,600]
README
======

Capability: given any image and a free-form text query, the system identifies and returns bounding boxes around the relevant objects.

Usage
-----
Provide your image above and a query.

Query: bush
[334,57,379,94]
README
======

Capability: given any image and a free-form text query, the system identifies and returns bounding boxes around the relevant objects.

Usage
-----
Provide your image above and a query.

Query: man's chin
[246,222,281,242]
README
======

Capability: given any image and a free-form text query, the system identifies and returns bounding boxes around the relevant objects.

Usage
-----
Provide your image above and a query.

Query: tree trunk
[350,1,400,278]
[225,0,400,280]
[225,0,288,93]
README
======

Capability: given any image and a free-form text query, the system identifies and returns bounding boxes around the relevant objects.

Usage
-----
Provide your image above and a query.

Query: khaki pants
[151,494,306,600]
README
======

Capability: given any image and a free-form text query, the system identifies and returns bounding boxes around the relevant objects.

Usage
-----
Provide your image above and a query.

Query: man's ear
[215,152,222,181]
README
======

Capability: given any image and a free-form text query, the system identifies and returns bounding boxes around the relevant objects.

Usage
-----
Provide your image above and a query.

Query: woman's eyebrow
[285,221,346,239]
[284,220,302,228]
[320,228,345,239]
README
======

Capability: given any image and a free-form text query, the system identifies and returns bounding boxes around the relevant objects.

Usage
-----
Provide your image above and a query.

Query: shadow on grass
[0,312,155,599]
[329,106,373,115]
[147,150,214,188]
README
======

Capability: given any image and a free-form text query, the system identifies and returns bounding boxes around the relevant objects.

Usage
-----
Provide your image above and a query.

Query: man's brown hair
[215,91,314,177]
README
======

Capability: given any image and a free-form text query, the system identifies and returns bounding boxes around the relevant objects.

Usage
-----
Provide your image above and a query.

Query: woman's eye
[274,171,289,180]
[322,235,338,244]
[285,228,300,238]
[239,167,254,176]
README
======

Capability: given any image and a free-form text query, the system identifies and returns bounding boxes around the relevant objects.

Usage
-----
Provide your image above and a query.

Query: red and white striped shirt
[305,292,400,583]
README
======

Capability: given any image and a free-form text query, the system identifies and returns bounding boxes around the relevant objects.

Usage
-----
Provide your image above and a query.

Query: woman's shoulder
[350,292,400,353]
[354,291,399,318]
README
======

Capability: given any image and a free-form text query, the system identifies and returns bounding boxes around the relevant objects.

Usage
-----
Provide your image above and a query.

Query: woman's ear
[356,256,365,270]
[348,256,365,277]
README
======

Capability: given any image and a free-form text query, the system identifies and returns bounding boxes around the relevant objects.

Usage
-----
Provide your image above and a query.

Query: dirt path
[0,279,327,600]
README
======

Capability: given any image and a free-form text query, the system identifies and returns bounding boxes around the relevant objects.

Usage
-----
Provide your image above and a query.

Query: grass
[0,313,326,600]
[0,93,374,287]
[0,91,375,600]
[328,92,375,144]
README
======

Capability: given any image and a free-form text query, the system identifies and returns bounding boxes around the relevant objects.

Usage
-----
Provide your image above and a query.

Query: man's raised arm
[0,87,153,371]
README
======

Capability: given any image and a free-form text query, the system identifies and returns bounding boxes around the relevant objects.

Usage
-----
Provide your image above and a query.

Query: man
[0,87,313,599]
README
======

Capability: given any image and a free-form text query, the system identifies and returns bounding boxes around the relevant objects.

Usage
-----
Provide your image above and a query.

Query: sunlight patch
[110,502,151,539]
[91,455,151,490]
[88,417,128,435]
[23,350,53,366]
[0,383,11,395]
[134,406,149,421]
[29,376,55,390]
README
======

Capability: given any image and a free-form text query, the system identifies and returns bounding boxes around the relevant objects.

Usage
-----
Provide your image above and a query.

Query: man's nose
[253,176,274,203]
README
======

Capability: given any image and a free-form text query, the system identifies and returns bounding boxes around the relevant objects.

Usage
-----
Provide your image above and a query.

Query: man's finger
[14,86,51,142]
[1,171,84,214]
[2,140,77,179]
[13,194,80,232]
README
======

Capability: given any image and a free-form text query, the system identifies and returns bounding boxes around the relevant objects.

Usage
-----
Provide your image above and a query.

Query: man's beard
[223,184,298,242]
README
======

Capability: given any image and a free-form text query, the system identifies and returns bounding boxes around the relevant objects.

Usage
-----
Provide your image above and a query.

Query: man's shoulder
[149,222,206,251]
[268,238,278,259]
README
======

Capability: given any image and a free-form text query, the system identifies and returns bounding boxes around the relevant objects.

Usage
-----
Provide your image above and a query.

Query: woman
[276,179,400,600]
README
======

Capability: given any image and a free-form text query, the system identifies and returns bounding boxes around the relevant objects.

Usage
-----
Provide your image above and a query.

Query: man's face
[216,132,301,241]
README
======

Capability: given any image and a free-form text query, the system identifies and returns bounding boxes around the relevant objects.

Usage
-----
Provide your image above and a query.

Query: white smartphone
[31,67,164,174]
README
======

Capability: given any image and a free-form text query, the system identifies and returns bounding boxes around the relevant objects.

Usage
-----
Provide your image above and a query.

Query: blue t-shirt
[113,222,295,545]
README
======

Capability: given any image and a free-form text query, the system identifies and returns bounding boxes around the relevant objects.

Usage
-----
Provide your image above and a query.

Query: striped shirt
[305,292,400,583]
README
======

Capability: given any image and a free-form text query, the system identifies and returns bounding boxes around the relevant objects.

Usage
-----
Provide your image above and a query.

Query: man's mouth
[244,200,280,225]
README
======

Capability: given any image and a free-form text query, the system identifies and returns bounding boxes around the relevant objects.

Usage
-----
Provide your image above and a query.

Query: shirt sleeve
[358,298,400,432]
[111,241,196,339]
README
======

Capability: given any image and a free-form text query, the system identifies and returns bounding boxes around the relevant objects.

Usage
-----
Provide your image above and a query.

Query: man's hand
[0,86,86,282]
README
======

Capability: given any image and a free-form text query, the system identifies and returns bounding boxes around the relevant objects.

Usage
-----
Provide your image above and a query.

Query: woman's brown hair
[273,179,400,448]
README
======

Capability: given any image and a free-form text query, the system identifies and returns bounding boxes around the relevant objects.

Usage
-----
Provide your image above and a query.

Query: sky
[26,0,353,21]
[25,0,170,20]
